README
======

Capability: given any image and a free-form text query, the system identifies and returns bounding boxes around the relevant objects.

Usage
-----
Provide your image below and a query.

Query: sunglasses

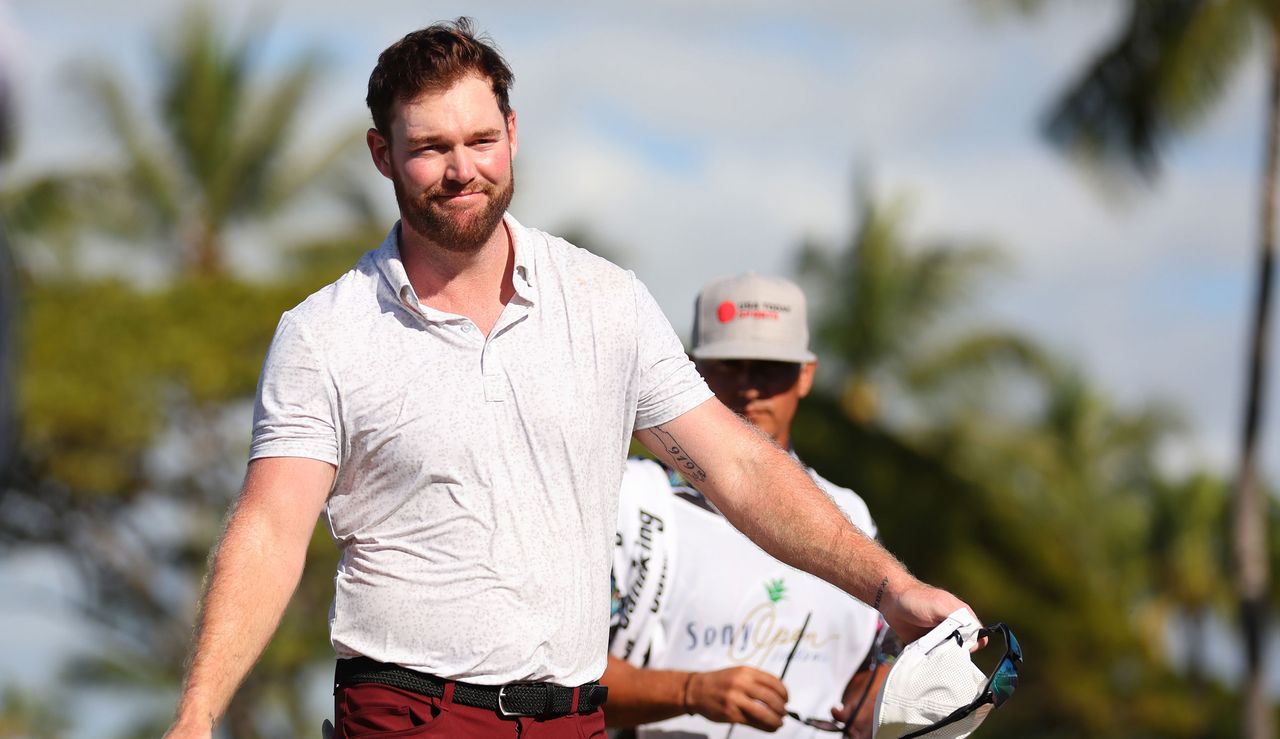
[785,711,847,733]
[787,623,1022,737]
[695,359,803,395]
[898,622,1022,739]
[785,626,893,735]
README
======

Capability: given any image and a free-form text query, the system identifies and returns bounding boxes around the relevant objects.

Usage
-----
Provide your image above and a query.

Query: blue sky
[2,0,1278,732]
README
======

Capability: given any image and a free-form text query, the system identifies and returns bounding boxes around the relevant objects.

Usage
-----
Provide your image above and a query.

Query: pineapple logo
[764,578,786,604]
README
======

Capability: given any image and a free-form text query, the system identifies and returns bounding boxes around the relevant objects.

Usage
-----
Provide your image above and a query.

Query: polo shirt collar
[505,213,537,303]
[374,213,537,318]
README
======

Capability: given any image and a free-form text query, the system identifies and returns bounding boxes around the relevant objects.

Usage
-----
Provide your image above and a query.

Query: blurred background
[1,0,1278,736]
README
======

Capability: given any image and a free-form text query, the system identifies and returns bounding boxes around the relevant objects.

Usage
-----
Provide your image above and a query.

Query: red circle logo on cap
[716,301,737,323]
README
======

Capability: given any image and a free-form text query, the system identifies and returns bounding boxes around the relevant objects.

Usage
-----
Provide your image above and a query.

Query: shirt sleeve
[631,275,713,430]
[249,312,340,465]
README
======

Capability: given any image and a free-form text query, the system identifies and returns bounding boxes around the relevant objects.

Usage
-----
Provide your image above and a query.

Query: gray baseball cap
[691,273,817,364]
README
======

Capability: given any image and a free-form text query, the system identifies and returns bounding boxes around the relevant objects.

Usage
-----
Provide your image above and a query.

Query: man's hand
[688,666,789,731]
[879,579,979,645]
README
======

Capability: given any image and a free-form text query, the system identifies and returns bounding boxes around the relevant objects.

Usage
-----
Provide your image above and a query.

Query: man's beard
[394,167,515,254]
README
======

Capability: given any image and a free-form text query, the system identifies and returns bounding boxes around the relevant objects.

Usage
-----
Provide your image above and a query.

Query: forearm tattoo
[872,576,889,611]
[648,425,707,482]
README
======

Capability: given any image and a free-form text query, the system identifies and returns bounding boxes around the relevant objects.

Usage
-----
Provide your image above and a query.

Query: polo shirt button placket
[481,342,506,403]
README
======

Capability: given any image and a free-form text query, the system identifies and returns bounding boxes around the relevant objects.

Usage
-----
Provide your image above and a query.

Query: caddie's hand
[831,663,890,739]
[688,666,788,731]
[879,579,980,645]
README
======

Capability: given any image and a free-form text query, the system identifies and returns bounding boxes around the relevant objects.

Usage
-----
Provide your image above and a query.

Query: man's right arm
[164,456,335,738]
[601,655,788,732]
[635,399,974,644]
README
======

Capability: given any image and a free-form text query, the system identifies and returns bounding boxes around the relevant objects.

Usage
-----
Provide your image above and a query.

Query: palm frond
[906,329,1056,389]
[0,169,153,267]
[73,68,181,227]
[158,6,251,197]
[259,124,366,217]
[1158,0,1256,130]
[220,53,325,218]
[901,239,1006,334]
[803,187,1008,377]
[1043,0,1255,178]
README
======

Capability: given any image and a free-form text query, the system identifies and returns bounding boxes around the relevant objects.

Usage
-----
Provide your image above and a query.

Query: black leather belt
[334,657,608,718]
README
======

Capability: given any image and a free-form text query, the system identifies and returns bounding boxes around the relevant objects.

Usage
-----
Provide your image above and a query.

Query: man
[164,18,973,739]
[604,275,892,738]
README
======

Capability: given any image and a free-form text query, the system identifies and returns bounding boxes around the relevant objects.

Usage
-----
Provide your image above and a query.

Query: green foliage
[0,264,348,736]
[789,182,1247,735]
[797,184,1041,432]
[0,685,70,738]
[798,189,1004,380]
[0,4,377,737]
[7,263,368,737]
[1041,2,1279,735]
[16,276,299,502]
[794,349,1238,736]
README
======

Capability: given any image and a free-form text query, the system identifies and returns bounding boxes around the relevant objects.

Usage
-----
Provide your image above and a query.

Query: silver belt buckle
[497,682,546,717]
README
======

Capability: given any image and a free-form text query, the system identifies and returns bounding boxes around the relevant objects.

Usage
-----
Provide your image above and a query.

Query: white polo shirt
[250,215,712,686]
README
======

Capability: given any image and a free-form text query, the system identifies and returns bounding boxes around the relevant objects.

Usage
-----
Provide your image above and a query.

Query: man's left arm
[635,397,975,644]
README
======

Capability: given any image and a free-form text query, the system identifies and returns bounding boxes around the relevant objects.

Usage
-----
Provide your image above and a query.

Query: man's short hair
[366,17,515,141]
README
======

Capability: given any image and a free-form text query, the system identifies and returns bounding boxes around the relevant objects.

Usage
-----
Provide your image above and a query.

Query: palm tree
[1039,1,1274,733]
[1,6,376,737]
[911,355,1204,734]
[16,4,363,277]
[1149,473,1232,687]
[793,317,1213,734]
[972,365,1203,735]
[796,184,1042,425]
[791,183,1232,734]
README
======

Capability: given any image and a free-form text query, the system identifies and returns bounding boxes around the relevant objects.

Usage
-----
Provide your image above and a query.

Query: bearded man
[164,18,976,739]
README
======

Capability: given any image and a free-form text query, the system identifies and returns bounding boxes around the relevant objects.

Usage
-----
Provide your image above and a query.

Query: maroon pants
[334,681,606,738]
